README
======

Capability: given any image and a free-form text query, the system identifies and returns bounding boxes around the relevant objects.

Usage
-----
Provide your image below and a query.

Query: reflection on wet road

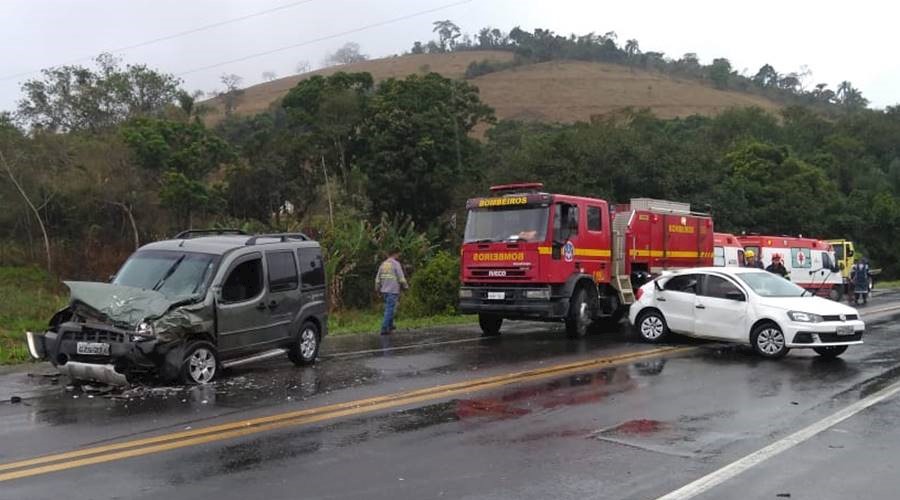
[1,292,900,499]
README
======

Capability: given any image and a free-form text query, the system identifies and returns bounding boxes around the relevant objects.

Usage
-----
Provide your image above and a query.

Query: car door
[656,273,700,334]
[694,274,749,340]
[264,250,301,342]
[215,252,270,354]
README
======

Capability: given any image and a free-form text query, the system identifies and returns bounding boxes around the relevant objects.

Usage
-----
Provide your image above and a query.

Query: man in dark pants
[375,249,408,335]
[851,257,870,305]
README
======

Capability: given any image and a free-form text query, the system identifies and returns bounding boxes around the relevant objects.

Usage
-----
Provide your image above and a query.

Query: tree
[752,64,779,88]
[295,60,311,74]
[836,81,869,111]
[410,41,425,54]
[432,20,461,52]
[625,39,641,58]
[219,73,244,116]
[16,53,182,132]
[325,42,368,66]
[262,70,278,82]
[361,73,494,226]
[709,58,732,89]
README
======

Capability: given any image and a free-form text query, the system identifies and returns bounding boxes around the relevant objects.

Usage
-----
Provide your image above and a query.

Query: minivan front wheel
[180,341,219,384]
[289,321,320,366]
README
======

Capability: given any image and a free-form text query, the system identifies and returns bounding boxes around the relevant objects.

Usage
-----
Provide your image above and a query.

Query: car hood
[756,295,858,315]
[65,281,183,328]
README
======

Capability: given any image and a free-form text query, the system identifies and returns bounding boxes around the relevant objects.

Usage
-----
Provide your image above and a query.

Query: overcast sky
[2,0,898,113]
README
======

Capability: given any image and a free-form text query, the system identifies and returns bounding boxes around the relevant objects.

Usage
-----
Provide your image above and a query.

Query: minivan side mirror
[725,290,745,302]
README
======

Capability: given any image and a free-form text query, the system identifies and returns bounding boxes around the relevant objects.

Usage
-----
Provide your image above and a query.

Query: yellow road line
[0,346,692,482]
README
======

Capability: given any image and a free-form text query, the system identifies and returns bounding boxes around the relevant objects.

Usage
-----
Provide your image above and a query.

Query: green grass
[0,267,66,364]
[330,309,476,335]
[876,279,900,290]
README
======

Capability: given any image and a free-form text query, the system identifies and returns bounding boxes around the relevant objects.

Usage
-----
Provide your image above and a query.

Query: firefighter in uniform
[375,249,409,335]
[766,253,789,278]
[744,249,764,269]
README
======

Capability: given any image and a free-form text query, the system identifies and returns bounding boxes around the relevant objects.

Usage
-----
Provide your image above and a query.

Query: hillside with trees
[1,26,898,326]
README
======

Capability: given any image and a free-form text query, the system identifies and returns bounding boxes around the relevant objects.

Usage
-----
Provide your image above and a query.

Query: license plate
[487,292,505,300]
[836,325,855,336]
[76,342,110,356]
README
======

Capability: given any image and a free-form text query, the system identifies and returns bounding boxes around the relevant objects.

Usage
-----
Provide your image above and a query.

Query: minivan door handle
[695,304,706,309]
[256,302,267,311]
[267,300,279,310]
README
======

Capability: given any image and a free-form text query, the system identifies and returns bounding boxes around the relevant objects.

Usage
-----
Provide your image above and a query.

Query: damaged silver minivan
[26,230,328,385]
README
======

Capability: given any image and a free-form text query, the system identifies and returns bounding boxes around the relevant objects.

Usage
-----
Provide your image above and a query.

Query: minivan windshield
[736,272,806,297]
[464,207,550,243]
[114,250,219,300]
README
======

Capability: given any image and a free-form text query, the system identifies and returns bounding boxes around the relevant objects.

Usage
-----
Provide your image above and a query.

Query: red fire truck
[736,235,843,300]
[459,183,714,338]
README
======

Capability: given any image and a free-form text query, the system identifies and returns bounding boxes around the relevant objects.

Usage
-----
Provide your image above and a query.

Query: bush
[406,251,460,316]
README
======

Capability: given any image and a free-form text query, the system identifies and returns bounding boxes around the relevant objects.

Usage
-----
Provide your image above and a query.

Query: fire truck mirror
[847,248,855,257]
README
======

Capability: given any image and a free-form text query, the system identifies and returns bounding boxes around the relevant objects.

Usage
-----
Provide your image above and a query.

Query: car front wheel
[751,323,789,359]
[636,310,668,343]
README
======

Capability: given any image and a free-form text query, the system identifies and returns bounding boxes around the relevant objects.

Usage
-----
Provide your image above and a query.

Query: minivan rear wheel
[288,321,320,366]
[636,310,668,343]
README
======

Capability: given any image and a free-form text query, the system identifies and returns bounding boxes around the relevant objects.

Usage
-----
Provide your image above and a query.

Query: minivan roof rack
[174,228,248,239]
[245,233,310,245]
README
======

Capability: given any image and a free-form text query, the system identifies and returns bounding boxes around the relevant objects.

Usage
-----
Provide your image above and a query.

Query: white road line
[655,379,900,500]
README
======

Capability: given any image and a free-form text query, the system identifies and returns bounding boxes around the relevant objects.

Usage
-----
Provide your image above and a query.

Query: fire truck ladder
[612,212,635,305]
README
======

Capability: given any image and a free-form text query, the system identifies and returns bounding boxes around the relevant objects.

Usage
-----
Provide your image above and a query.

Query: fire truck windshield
[464,207,549,243]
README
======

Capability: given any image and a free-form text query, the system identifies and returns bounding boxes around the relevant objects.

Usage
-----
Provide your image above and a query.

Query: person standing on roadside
[850,257,870,305]
[375,249,408,335]
[766,253,789,278]
[744,249,764,269]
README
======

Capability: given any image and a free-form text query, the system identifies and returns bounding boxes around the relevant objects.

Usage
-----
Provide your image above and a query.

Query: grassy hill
[203,50,780,125]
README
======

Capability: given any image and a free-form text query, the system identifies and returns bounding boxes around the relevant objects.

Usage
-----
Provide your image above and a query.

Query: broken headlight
[132,320,156,341]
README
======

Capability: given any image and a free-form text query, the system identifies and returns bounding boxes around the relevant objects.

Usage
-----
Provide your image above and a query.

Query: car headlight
[459,289,473,299]
[525,289,551,300]
[787,311,824,323]
[134,320,156,339]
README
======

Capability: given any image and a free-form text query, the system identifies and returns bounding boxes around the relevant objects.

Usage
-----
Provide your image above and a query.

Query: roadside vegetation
[2,23,900,365]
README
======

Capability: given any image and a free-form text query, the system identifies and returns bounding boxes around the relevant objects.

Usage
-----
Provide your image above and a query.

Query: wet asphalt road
[1,292,900,500]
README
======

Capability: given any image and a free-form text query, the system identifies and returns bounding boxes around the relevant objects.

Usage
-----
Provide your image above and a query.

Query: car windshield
[736,272,806,297]
[464,206,550,243]
[113,250,219,300]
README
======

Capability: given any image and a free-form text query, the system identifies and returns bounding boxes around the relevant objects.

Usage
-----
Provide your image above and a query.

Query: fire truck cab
[459,183,713,338]
[737,235,843,300]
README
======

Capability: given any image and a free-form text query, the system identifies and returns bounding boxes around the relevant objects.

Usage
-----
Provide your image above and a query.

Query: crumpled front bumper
[27,323,167,385]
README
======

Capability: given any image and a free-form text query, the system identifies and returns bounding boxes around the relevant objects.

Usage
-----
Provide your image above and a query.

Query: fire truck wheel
[565,288,591,339]
[751,322,789,359]
[635,310,668,343]
[478,314,503,337]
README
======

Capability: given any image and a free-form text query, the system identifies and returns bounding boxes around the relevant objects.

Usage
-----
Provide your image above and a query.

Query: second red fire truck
[459,183,714,337]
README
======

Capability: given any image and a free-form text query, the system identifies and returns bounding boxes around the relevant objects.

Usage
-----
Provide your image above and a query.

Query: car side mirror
[725,290,745,302]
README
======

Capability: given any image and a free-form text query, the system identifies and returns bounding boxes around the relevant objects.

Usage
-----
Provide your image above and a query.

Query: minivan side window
[663,274,699,294]
[222,258,264,302]
[266,251,299,293]
[298,248,326,290]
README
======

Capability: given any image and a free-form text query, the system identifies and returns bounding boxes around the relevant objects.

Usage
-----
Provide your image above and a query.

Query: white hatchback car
[628,267,864,359]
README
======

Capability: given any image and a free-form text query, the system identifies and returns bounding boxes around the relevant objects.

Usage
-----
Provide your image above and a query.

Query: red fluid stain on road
[612,419,666,434]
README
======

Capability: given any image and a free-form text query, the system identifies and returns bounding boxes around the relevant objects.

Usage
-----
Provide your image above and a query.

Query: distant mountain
[202,50,780,126]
